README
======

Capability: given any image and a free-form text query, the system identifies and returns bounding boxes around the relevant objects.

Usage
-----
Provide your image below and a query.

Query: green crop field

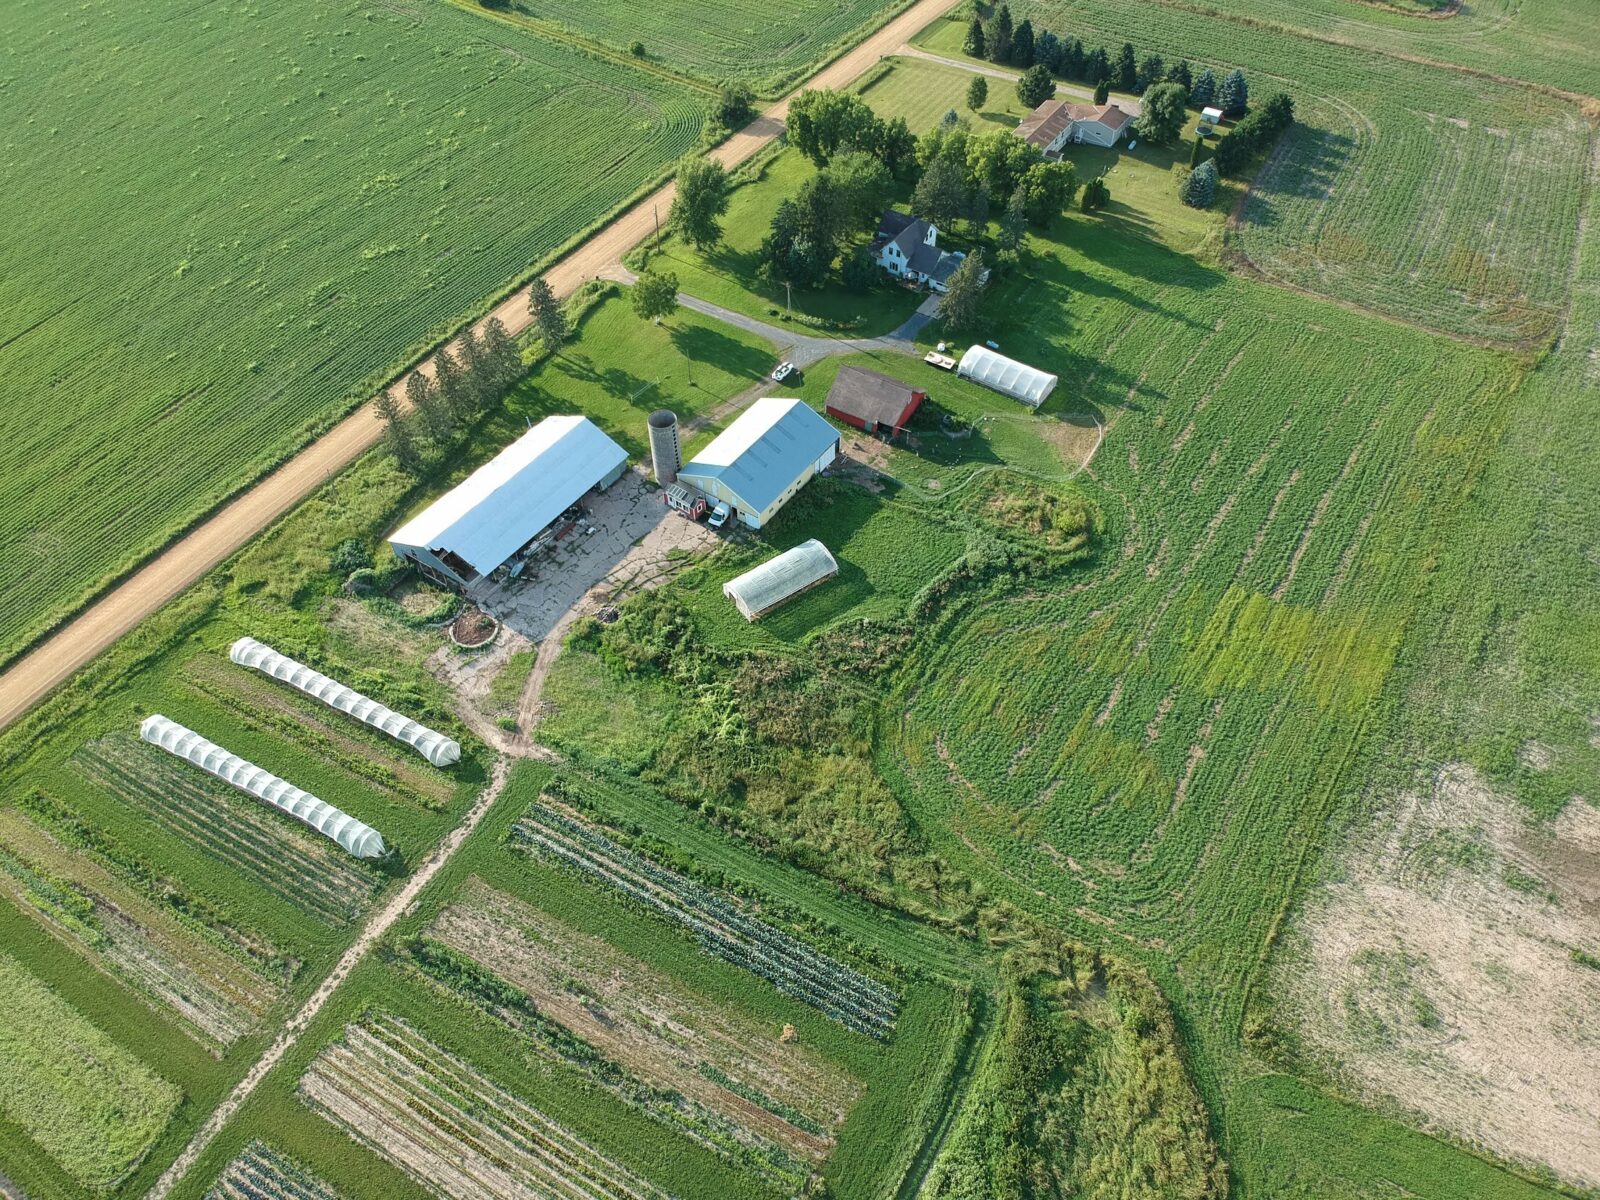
[465,0,910,94]
[0,0,707,669]
[917,3,1594,347]
[4,0,1600,1194]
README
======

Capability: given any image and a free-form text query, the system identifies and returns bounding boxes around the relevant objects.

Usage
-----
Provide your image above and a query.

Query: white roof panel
[723,539,839,619]
[388,415,627,576]
[679,398,838,513]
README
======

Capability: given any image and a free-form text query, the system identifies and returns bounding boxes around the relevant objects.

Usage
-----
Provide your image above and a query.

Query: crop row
[407,935,813,1193]
[509,803,899,1037]
[300,1013,675,1200]
[206,1140,341,1200]
[0,809,281,1051]
[73,735,378,925]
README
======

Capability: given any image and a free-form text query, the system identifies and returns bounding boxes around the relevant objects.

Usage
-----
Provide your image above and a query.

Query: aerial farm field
[916,2,1595,346]
[3,0,1599,1196]
[0,0,708,668]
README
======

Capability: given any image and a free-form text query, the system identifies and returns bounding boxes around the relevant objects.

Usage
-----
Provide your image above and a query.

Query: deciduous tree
[715,83,755,130]
[786,89,878,165]
[912,154,968,230]
[630,269,680,323]
[1018,159,1078,224]
[967,128,1041,201]
[669,156,730,250]
[1134,81,1188,144]
[829,150,895,232]
[996,186,1028,260]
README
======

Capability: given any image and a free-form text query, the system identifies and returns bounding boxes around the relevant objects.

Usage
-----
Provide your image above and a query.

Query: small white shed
[957,346,1058,409]
[1201,106,1225,125]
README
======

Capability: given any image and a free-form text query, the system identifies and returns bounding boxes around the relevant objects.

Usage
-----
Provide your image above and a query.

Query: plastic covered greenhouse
[723,539,839,621]
[140,715,388,859]
[230,637,460,767]
[956,345,1058,408]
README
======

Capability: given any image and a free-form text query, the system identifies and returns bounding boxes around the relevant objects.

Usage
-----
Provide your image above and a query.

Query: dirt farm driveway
[0,0,965,735]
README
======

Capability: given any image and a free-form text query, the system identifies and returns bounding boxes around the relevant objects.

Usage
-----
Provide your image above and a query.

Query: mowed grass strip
[0,0,706,665]
[0,949,182,1192]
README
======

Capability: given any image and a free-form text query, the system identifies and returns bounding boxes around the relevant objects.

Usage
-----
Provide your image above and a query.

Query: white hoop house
[956,345,1058,408]
[723,539,839,620]
[140,715,388,860]
[229,637,460,767]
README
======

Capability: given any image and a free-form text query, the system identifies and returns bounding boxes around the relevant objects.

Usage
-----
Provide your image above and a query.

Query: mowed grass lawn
[916,4,1591,346]
[0,0,707,667]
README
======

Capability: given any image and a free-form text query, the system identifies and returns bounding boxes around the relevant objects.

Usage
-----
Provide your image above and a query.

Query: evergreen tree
[1218,69,1248,116]
[1179,160,1217,208]
[1168,59,1193,91]
[375,389,421,473]
[939,249,989,332]
[1136,54,1164,92]
[966,75,988,112]
[1087,46,1110,83]
[1093,77,1110,105]
[1080,176,1109,212]
[527,277,569,352]
[1035,30,1062,75]
[406,370,452,443]
[996,186,1028,260]
[669,156,730,250]
[433,347,474,423]
[1190,68,1217,110]
[994,4,1014,59]
[1116,42,1137,91]
[481,317,521,394]
[963,15,986,58]
[911,155,968,230]
[965,183,990,236]
[456,327,492,415]
[1012,18,1035,67]
[1190,135,1204,167]
[1062,36,1085,79]
[1016,64,1055,110]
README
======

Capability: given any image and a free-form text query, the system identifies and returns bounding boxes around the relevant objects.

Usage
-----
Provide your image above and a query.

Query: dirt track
[0,0,962,734]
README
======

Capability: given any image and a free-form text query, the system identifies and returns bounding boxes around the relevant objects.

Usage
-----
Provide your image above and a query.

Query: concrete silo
[647,409,680,485]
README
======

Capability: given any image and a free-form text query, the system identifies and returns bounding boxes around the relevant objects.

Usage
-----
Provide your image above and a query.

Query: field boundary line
[0,0,966,736]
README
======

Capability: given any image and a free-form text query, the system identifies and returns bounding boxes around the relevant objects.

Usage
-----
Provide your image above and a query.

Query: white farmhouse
[677,398,839,530]
[871,210,975,293]
[1015,99,1133,152]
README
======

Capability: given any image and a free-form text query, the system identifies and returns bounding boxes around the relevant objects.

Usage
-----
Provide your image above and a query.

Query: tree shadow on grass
[667,321,774,384]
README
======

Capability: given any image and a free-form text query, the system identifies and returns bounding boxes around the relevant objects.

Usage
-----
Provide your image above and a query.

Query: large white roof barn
[724,539,839,620]
[957,345,1058,409]
[677,398,840,530]
[388,414,627,587]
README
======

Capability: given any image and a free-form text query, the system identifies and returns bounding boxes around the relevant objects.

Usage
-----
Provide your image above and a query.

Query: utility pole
[785,280,792,315]
[653,204,661,250]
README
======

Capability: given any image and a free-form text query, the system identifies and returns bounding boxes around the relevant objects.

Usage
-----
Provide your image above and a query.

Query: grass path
[0,0,966,737]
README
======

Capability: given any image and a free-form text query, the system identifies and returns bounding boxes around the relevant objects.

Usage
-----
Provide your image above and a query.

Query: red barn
[825,366,925,438]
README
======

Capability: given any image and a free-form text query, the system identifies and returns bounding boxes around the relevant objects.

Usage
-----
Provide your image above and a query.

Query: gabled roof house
[872,210,973,293]
[1016,99,1133,152]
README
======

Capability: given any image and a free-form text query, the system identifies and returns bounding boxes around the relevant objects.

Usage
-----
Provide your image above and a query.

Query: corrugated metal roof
[723,539,839,619]
[957,345,1058,408]
[679,398,837,514]
[388,415,627,576]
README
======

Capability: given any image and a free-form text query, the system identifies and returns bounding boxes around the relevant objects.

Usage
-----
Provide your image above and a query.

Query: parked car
[770,361,796,382]
[707,501,732,529]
